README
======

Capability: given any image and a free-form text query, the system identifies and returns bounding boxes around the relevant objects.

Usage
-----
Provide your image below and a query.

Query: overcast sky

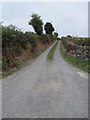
[2,2,88,37]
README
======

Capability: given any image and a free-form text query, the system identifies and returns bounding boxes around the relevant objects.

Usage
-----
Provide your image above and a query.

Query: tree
[44,22,54,35]
[57,37,61,41]
[29,14,43,35]
[67,35,72,38]
[54,32,58,38]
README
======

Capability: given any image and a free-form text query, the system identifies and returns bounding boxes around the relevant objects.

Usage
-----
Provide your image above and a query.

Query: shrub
[2,24,55,71]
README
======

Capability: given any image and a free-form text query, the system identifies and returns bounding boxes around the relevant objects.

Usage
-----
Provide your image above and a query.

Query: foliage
[29,14,43,35]
[57,37,61,41]
[54,32,58,38]
[15,62,20,68]
[3,58,8,69]
[44,22,54,35]
[2,13,57,77]
[67,35,72,38]
[2,24,55,72]
[62,36,89,46]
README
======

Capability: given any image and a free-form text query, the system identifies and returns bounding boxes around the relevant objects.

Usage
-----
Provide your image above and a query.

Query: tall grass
[47,41,58,61]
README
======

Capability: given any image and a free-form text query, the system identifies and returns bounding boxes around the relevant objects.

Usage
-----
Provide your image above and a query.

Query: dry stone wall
[61,37,89,60]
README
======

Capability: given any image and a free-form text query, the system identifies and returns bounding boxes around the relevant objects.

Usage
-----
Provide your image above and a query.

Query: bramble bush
[2,25,55,70]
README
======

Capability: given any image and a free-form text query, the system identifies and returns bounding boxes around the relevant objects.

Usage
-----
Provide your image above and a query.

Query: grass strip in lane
[60,41,90,73]
[47,41,58,61]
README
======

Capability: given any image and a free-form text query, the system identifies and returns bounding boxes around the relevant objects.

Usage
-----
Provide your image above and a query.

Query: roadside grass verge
[60,41,90,73]
[47,41,58,62]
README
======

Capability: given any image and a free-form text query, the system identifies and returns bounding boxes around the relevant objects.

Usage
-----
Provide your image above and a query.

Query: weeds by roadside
[47,41,58,62]
[60,41,90,73]
[2,42,54,78]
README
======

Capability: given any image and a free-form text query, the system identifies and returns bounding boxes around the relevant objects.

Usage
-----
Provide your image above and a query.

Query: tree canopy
[44,22,54,35]
[29,14,43,35]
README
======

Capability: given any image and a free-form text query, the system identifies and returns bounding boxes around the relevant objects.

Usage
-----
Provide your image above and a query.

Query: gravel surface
[2,41,88,118]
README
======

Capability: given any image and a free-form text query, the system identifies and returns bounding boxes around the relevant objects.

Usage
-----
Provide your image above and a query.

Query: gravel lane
[2,41,88,118]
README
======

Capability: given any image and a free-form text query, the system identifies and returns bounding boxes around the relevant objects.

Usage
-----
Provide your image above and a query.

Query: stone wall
[61,37,89,60]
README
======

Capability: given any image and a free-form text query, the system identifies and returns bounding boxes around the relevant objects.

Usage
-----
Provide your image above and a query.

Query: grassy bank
[2,25,56,78]
[60,41,90,73]
[47,41,58,62]
[2,43,52,78]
